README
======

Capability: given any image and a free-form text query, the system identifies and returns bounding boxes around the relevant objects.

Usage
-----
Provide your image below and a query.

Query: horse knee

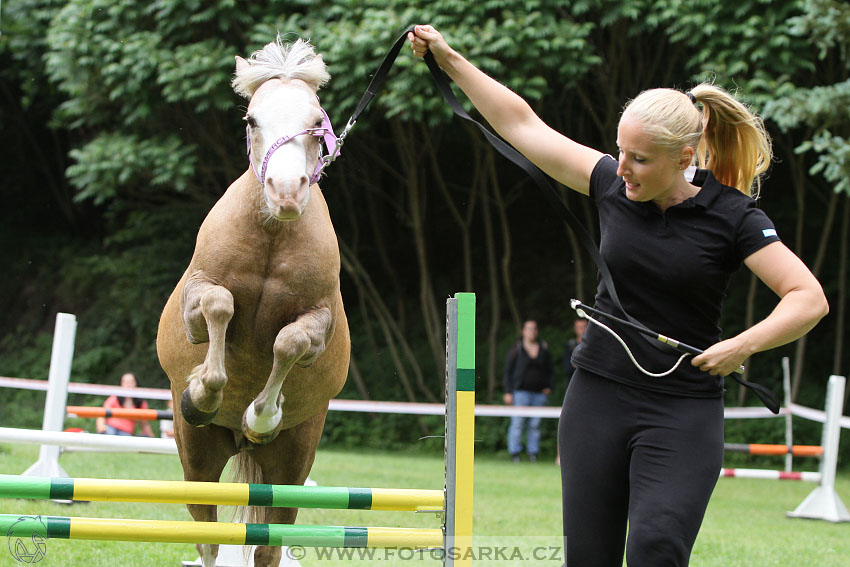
[181,279,233,344]
[275,312,332,367]
[273,328,311,363]
[201,286,234,324]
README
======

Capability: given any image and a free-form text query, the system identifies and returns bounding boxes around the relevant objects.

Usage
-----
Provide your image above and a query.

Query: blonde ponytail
[621,83,772,197]
[688,84,772,197]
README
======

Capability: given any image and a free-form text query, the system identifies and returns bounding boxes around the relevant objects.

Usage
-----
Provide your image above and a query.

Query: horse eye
[313,120,323,129]
[244,114,258,128]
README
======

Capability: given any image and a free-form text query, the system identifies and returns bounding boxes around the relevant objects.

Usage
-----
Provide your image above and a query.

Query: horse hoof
[242,421,284,445]
[241,404,284,445]
[180,388,218,427]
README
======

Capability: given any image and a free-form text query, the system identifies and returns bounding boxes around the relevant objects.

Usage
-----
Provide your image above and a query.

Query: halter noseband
[247,106,340,187]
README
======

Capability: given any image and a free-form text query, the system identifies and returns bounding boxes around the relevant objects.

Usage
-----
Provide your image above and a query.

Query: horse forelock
[232,35,330,99]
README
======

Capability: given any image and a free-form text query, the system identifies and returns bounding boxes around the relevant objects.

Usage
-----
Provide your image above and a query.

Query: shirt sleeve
[588,155,620,203]
[503,346,516,392]
[733,200,781,267]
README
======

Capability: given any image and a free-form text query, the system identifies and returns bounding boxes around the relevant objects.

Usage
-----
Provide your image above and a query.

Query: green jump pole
[0,474,442,512]
[0,514,442,548]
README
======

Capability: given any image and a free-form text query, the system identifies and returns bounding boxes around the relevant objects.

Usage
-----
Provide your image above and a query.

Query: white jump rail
[8,375,848,422]
[0,427,177,454]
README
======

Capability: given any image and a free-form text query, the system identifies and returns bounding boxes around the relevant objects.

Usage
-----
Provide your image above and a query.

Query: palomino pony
[156,37,349,567]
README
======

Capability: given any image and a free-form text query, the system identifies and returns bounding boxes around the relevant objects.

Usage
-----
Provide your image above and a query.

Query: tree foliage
[1,0,848,451]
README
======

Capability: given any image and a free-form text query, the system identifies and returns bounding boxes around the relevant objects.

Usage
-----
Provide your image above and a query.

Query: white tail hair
[232,35,330,98]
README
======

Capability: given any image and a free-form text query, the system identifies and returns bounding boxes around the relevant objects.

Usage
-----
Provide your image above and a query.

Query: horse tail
[225,451,263,563]
[226,450,264,525]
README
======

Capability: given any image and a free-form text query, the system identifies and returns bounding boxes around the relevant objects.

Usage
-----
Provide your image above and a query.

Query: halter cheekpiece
[246,105,341,186]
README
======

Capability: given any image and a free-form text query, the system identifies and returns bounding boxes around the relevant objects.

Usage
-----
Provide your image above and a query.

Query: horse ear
[235,55,250,75]
[311,54,328,91]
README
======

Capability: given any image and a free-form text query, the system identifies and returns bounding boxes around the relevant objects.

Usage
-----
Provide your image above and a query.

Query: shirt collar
[686,167,722,209]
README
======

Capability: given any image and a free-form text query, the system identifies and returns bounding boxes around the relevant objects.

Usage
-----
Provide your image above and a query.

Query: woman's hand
[408,25,452,66]
[691,337,749,377]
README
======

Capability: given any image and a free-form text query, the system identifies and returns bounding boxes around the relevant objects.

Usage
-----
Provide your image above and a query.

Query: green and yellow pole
[444,293,475,566]
[0,514,442,548]
[0,474,442,512]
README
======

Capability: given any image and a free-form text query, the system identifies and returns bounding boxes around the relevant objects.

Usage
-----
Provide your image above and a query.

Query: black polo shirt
[571,155,781,397]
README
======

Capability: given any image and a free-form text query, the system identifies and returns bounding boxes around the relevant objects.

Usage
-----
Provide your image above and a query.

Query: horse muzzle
[265,177,311,220]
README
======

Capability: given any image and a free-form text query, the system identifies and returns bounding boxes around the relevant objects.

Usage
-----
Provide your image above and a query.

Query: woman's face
[522,321,538,341]
[120,373,137,388]
[615,117,684,206]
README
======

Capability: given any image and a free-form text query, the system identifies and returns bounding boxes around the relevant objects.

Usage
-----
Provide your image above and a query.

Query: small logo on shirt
[762,229,777,238]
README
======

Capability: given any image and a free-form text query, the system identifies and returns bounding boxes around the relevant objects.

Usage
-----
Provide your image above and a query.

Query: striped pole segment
[0,474,443,512]
[0,515,442,548]
[720,468,821,482]
[445,293,475,567]
[724,443,823,457]
[66,406,173,421]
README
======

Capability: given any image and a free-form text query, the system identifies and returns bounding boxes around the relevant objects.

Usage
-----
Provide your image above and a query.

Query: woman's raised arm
[409,25,601,194]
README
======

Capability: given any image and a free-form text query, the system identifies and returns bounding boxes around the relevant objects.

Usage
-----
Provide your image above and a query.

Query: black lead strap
[344,26,420,131]
[337,26,780,414]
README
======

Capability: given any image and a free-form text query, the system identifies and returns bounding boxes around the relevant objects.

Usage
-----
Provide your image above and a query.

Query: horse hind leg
[242,307,333,444]
[249,410,328,567]
[181,277,234,426]
[174,422,238,567]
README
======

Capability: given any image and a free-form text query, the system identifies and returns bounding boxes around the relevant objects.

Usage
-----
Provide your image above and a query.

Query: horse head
[233,37,334,221]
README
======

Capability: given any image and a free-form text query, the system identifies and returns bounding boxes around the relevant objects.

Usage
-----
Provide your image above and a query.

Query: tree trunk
[390,119,445,380]
[426,123,480,292]
[482,150,503,402]
[340,241,440,403]
[390,119,446,380]
[791,190,839,401]
[835,195,848,402]
[486,147,521,331]
[346,355,371,401]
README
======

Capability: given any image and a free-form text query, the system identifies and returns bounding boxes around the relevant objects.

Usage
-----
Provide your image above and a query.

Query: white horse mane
[232,35,330,98]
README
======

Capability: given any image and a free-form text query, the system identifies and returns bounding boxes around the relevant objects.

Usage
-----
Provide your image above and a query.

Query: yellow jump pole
[444,293,475,566]
[0,474,443,512]
[0,514,442,548]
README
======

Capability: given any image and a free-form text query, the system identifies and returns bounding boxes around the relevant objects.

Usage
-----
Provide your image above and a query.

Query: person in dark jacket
[503,319,554,462]
[557,317,588,465]
[563,317,588,377]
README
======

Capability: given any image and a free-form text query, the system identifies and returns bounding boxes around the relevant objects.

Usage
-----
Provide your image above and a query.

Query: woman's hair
[620,83,772,197]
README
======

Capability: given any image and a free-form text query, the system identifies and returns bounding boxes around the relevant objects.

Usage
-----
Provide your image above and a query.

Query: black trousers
[558,368,724,567]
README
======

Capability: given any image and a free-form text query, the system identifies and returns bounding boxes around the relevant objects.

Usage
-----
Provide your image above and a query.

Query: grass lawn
[0,442,848,566]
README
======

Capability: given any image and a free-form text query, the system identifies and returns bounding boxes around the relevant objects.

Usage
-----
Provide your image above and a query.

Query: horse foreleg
[242,307,333,445]
[180,274,234,426]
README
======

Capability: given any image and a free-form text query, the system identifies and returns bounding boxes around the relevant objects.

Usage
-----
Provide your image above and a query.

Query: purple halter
[247,106,340,186]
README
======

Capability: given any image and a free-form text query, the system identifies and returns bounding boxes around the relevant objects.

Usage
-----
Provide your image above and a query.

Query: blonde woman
[410,25,827,567]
